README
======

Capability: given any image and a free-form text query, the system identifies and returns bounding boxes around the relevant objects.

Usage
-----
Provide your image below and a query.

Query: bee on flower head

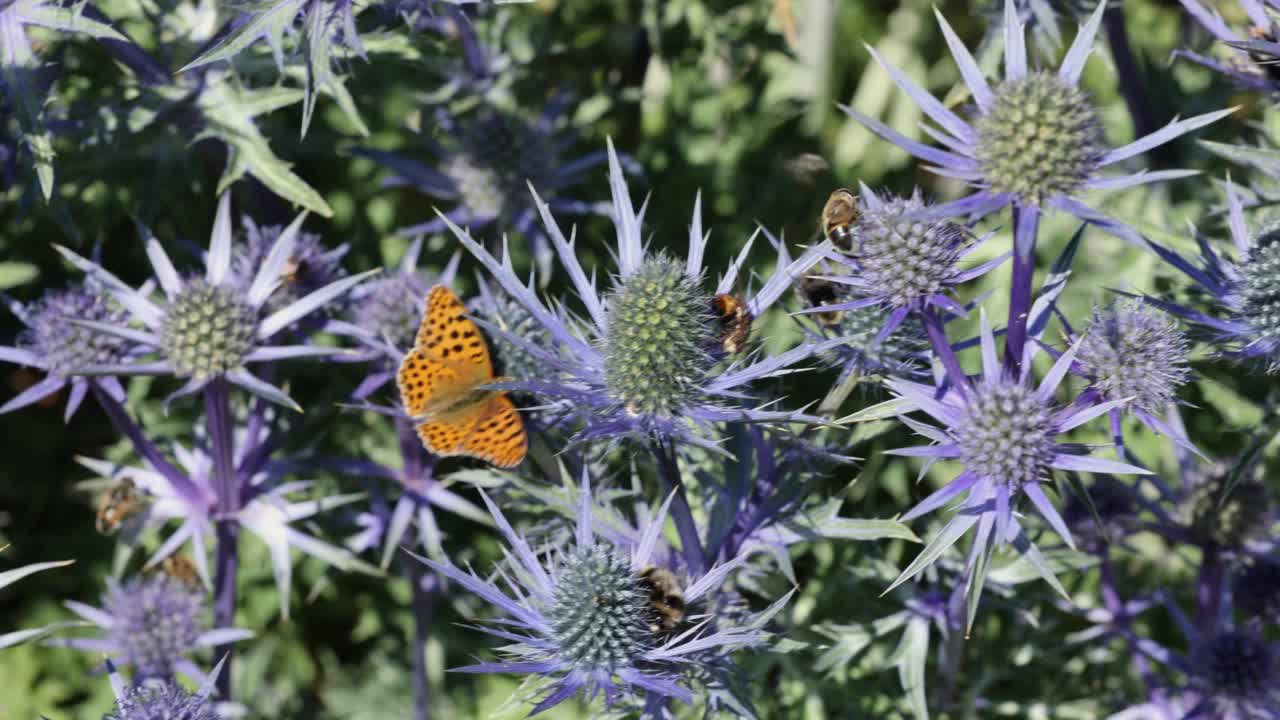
[95,479,145,535]
[637,566,686,634]
[797,276,844,327]
[154,554,204,592]
[279,257,306,287]
[821,188,860,254]
[711,293,752,355]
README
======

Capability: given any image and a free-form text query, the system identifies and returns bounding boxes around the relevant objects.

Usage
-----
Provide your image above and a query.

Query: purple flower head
[231,216,350,327]
[881,311,1149,598]
[53,193,375,409]
[1178,0,1280,93]
[1187,629,1280,719]
[414,474,778,717]
[59,574,250,683]
[846,0,1230,241]
[1075,299,1191,414]
[818,186,1006,314]
[104,654,225,720]
[360,98,627,278]
[1146,182,1280,372]
[1233,556,1280,624]
[444,141,832,451]
[0,281,133,420]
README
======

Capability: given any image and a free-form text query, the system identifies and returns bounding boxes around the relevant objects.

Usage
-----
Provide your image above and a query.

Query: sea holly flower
[57,574,250,684]
[444,140,834,450]
[1072,300,1194,456]
[1144,182,1280,373]
[845,0,1230,237]
[230,216,350,330]
[103,655,226,720]
[52,193,375,409]
[1179,457,1272,551]
[879,313,1149,603]
[808,185,1007,334]
[1178,0,1280,93]
[359,99,625,279]
[0,281,133,420]
[75,442,375,620]
[413,474,783,716]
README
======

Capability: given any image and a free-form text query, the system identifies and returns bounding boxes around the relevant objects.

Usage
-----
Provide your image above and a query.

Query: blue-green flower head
[446,107,558,221]
[1076,300,1190,413]
[974,71,1105,204]
[604,253,715,418]
[548,544,651,671]
[844,0,1230,240]
[161,278,257,381]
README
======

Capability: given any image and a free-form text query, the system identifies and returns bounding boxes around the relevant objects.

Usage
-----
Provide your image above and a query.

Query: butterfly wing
[416,285,492,373]
[397,285,492,417]
[415,402,488,458]
[455,394,528,468]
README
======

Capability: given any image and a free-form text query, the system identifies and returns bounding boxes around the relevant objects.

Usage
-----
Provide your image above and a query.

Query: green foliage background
[1,0,1274,717]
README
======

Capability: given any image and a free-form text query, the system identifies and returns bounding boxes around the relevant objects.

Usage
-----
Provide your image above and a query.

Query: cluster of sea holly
[0,0,1278,718]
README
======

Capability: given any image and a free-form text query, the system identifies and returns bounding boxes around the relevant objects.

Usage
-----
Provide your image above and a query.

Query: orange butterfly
[397,285,528,468]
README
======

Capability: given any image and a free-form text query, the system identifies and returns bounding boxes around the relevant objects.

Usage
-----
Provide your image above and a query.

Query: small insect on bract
[279,257,306,286]
[1247,26,1280,80]
[821,188,860,254]
[712,293,753,355]
[797,276,844,327]
[155,554,204,592]
[95,479,144,535]
[637,566,686,634]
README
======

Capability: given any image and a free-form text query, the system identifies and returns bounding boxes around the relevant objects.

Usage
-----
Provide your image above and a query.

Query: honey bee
[155,554,204,592]
[797,276,844,327]
[821,188,860,254]
[95,479,144,534]
[637,566,686,634]
[711,294,753,355]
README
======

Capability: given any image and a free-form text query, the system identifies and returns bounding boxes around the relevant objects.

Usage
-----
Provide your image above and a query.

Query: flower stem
[1005,204,1039,375]
[1196,544,1224,635]
[205,378,240,700]
[90,383,202,503]
[652,440,706,574]
[920,308,967,393]
[402,559,434,720]
[1104,5,1158,148]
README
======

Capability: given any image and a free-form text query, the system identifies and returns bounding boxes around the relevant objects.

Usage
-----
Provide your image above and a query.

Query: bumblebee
[95,479,143,535]
[821,188,860,254]
[637,566,686,634]
[711,294,753,355]
[280,257,306,286]
[797,276,844,327]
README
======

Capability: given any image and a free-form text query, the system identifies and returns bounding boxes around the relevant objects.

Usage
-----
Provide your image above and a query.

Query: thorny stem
[652,439,706,575]
[1196,544,1224,635]
[921,308,968,394]
[402,559,434,720]
[396,415,432,719]
[205,378,240,700]
[1005,204,1039,375]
